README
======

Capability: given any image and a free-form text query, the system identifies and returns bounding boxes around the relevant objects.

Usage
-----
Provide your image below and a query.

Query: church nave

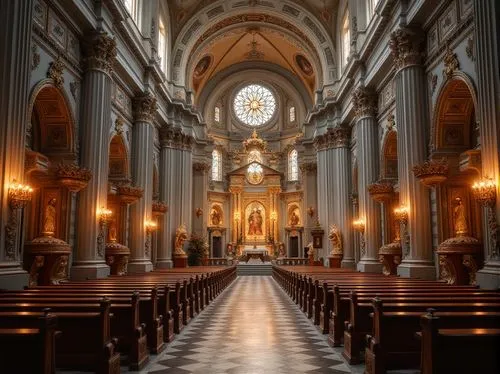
[144,276,354,374]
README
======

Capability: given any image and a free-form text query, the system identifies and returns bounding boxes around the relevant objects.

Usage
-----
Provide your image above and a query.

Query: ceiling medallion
[247,162,264,185]
[234,84,276,127]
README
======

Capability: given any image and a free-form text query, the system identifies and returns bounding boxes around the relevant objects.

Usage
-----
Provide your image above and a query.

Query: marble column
[353,87,383,273]
[128,93,156,273]
[0,0,33,289]
[180,138,193,231]
[390,28,435,279]
[299,162,317,248]
[72,33,116,280]
[157,127,180,268]
[332,128,355,268]
[192,162,209,234]
[474,0,500,289]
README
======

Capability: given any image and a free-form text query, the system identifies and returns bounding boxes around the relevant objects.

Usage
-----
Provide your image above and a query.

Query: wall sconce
[97,206,112,257]
[8,180,34,209]
[195,207,203,218]
[394,205,410,257]
[144,219,157,257]
[5,180,33,261]
[307,206,315,218]
[394,205,409,225]
[353,218,366,258]
[472,177,499,257]
[145,220,158,233]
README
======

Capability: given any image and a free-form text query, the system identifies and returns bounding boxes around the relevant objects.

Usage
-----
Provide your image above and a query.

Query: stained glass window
[342,11,350,68]
[288,149,298,181]
[289,106,296,122]
[247,163,264,184]
[233,84,276,126]
[212,149,222,181]
[214,106,220,122]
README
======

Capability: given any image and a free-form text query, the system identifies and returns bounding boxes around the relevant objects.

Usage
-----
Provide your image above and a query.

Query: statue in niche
[210,208,221,226]
[306,241,315,259]
[174,224,188,256]
[248,208,263,235]
[453,197,468,236]
[42,198,57,237]
[289,210,300,226]
[108,219,118,242]
[50,255,69,285]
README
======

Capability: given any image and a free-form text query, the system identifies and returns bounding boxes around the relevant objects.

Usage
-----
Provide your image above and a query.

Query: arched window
[124,0,138,23]
[212,149,222,181]
[289,106,296,122]
[214,106,220,122]
[370,0,380,15]
[342,11,350,68]
[288,149,298,181]
[158,17,167,73]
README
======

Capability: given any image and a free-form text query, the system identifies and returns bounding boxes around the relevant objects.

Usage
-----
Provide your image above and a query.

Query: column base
[70,262,110,280]
[476,260,500,289]
[155,259,173,269]
[357,259,383,273]
[341,258,356,269]
[397,261,436,280]
[0,264,29,290]
[128,259,154,274]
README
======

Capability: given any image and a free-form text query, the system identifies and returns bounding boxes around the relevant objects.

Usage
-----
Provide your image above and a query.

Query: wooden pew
[0,300,120,374]
[365,301,500,374]
[0,309,58,374]
[419,311,500,374]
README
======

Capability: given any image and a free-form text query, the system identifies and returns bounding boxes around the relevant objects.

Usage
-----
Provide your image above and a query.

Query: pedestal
[105,242,130,276]
[328,255,342,268]
[174,256,188,268]
[379,241,402,276]
[436,236,482,285]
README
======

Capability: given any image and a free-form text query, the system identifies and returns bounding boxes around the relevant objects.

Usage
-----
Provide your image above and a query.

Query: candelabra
[97,207,112,257]
[472,178,498,258]
[353,218,366,257]
[5,180,33,260]
[394,205,410,257]
[144,220,158,256]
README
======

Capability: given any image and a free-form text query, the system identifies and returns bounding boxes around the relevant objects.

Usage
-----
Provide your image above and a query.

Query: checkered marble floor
[144,276,360,374]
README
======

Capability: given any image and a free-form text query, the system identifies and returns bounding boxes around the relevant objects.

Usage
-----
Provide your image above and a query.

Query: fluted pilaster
[192,162,210,234]
[72,33,116,280]
[353,87,382,273]
[391,28,434,279]
[0,0,33,289]
[474,0,500,289]
[128,94,156,273]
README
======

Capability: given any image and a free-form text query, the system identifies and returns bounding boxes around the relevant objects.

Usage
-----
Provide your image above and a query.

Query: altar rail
[276,258,309,266]
[206,258,229,266]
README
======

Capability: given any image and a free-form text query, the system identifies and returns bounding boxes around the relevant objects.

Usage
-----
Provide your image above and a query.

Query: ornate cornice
[299,162,317,173]
[83,33,117,75]
[352,87,377,119]
[133,93,157,123]
[389,27,424,71]
[314,126,351,151]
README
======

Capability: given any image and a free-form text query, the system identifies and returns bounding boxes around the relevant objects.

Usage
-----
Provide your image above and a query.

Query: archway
[24,84,76,285]
[432,78,482,244]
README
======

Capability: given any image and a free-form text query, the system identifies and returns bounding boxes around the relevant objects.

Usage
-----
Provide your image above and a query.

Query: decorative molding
[352,86,377,119]
[299,162,317,173]
[389,27,424,71]
[83,33,117,75]
[193,161,210,173]
[159,126,194,151]
[386,113,395,131]
[114,117,124,135]
[443,45,460,80]
[133,93,157,123]
[465,37,474,61]
[31,45,40,70]
[47,56,65,88]
[430,73,438,94]
[69,81,79,100]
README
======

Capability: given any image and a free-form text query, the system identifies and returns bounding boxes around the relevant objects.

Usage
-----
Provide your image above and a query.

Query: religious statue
[174,224,188,256]
[210,208,221,226]
[453,197,468,236]
[307,241,315,259]
[289,211,300,227]
[248,208,263,235]
[108,220,118,243]
[278,242,286,258]
[50,255,69,285]
[328,224,343,256]
[42,198,57,237]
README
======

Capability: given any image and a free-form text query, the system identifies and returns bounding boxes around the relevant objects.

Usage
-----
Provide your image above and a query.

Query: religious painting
[193,55,212,78]
[288,204,300,227]
[210,204,223,227]
[295,54,313,76]
[245,201,266,241]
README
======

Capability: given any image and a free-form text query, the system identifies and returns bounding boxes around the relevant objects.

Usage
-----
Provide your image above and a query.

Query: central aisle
[146,276,356,374]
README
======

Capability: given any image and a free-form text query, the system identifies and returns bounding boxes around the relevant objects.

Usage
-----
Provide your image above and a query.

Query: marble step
[237,264,273,276]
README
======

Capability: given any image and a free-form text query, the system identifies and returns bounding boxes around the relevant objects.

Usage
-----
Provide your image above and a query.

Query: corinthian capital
[352,87,377,119]
[133,93,157,123]
[313,126,351,151]
[193,162,210,173]
[83,33,117,74]
[389,28,424,71]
